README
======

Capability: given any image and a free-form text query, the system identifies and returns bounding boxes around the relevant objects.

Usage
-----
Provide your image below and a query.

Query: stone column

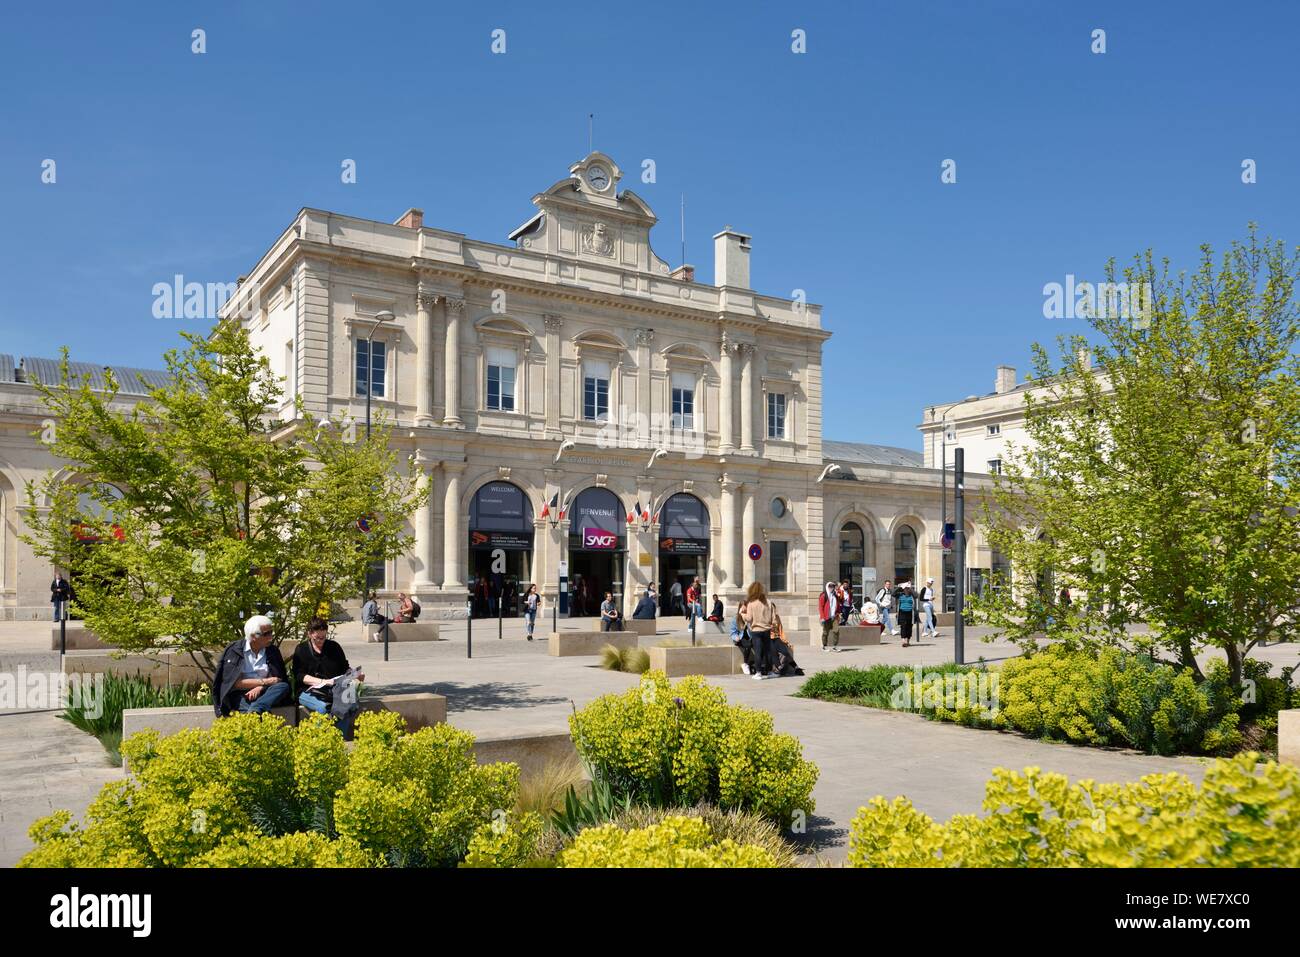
[544,314,563,439]
[443,297,465,428]
[718,332,734,454]
[741,480,758,588]
[411,458,436,592]
[739,343,755,454]
[442,463,465,589]
[635,328,654,447]
[719,475,737,592]
[414,287,436,426]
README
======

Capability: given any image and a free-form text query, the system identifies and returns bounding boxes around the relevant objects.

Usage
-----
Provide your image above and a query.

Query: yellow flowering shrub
[20,710,522,869]
[848,754,1300,867]
[558,815,778,868]
[569,671,818,824]
[461,811,546,868]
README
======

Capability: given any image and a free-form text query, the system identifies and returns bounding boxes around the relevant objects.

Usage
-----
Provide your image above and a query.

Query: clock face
[587,165,610,190]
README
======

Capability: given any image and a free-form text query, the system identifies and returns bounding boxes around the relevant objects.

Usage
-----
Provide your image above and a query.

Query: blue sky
[2,1,1296,451]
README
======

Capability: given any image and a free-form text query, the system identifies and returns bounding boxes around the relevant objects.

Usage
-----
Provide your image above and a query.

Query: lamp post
[364,310,394,440]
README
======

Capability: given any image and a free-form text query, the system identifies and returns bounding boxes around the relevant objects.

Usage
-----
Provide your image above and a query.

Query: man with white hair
[212,614,291,717]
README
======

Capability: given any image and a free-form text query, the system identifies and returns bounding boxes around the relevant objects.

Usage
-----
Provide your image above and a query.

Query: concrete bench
[1281,709,1300,768]
[829,624,883,647]
[63,650,209,688]
[364,622,442,642]
[649,643,743,677]
[624,617,657,635]
[548,631,638,657]
[470,729,578,779]
[50,623,114,651]
[120,693,447,765]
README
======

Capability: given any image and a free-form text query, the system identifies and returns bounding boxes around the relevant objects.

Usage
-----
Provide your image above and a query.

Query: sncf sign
[582,527,617,550]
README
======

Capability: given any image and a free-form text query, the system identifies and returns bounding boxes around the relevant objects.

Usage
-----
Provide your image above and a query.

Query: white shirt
[921,586,934,602]
[241,637,270,681]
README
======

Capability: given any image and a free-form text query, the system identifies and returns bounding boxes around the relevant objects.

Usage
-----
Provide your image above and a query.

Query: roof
[823,440,923,468]
[6,356,169,396]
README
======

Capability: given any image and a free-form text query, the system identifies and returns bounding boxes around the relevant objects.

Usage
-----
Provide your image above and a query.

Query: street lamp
[816,463,841,483]
[364,310,395,440]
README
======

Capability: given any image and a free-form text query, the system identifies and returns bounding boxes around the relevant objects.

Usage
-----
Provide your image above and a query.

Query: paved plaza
[0,618,1295,866]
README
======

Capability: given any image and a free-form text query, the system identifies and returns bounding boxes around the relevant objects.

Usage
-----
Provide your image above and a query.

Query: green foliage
[601,803,801,868]
[551,765,632,839]
[969,228,1300,692]
[621,646,650,674]
[60,673,205,738]
[558,815,779,868]
[848,754,1300,867]
[461,812,545,868]
[20,711,520,868]
[795,663,979,709]
[21,323,426,677]
[569,670,818,825]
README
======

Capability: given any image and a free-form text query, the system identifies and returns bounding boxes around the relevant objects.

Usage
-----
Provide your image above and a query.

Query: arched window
[894,524,917,585]
[839,522,866,604]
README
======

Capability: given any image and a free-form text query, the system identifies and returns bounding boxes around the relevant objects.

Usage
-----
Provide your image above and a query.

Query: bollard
[466,596,473,659]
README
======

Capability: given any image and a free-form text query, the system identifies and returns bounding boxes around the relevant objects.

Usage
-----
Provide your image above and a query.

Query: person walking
[740,582,778,679]
[837,579,853,625]
[600,591,622,632]
[919,577,938,639]
[895,581,917,647]
[523,583,541,639]
[689,577,704,624]
[669,579,684,617]
[51,571,72,622]
[818,581,841,652]
[874,580,896,635]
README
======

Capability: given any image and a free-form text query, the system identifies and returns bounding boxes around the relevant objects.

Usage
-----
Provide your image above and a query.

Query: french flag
[540,492,558,519]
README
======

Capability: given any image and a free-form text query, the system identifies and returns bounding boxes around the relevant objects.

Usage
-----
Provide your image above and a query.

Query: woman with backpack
[874,580,895,635]
[739,582,778,680]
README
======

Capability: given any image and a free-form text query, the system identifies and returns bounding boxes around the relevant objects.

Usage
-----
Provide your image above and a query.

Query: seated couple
[213,615,365,739]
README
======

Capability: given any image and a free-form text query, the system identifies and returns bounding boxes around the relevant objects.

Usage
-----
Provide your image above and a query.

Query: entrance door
[467,549,529,618]
[659,553,706,617]
[569,551,624,618]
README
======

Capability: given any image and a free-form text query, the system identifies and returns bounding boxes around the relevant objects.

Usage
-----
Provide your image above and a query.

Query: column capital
[544,313,564,332]
[442,459,467,474]
[443,297,467,314]
[634,327,655,347]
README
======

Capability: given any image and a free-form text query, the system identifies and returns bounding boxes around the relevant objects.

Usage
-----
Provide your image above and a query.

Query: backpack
[898,594,914,613]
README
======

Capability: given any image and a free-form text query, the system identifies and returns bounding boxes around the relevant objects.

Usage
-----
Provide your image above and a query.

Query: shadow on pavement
[373,679,569,712]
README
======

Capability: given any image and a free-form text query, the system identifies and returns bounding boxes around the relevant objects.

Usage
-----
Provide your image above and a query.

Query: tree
[969,228,1300,688]
[23,321,427,678]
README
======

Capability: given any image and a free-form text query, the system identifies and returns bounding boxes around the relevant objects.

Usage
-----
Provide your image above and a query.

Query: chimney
[394,208,424,230]
[995,365,1016,394]
[670,264,696,283]
[713,226,751,288]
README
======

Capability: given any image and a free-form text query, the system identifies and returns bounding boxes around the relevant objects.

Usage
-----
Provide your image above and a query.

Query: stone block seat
[648,643,743,677]
[548,631,638,657]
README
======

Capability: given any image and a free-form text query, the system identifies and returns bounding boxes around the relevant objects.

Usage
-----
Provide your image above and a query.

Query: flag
[541,492,558,519]
[635,501,649,523]
[627,510,635,524]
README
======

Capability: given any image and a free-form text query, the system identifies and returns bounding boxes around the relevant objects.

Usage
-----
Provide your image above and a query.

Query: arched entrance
[467,481,534,618]
[838,521,869,606]
[893,523,918,586]
[567,487,625,618]
[658,492,710,616]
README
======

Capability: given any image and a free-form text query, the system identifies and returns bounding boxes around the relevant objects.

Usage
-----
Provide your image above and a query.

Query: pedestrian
[394,591,415,623]
[50,571,72,622]
[819,581,841,652]
[919,577,938,639]
[1059,587,1072,609]
[895,581,917,647]
[632,588,657,620]
[669,579,684,616]
[523,583,541,639]
[360,590,391,642]
[730,600,754,675]
[600,591,622,632]
[291,617,363,739]
[688,577,704,624]
[739,582,778,680]
[874,580,896,635]
[707,594,724,622]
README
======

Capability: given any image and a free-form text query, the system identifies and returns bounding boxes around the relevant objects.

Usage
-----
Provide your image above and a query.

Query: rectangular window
[284,340,295,398]
[583,360,610,422]
[770,541,789,592]
[987,458,1003,475]
[486,346,516,412]
[986,423,1001,436]
[355,339,385,398]
[767,392,787,439]
[670,371,695,431]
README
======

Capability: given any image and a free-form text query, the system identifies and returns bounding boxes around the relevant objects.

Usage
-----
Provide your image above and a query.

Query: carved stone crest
[581,222,615,258]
